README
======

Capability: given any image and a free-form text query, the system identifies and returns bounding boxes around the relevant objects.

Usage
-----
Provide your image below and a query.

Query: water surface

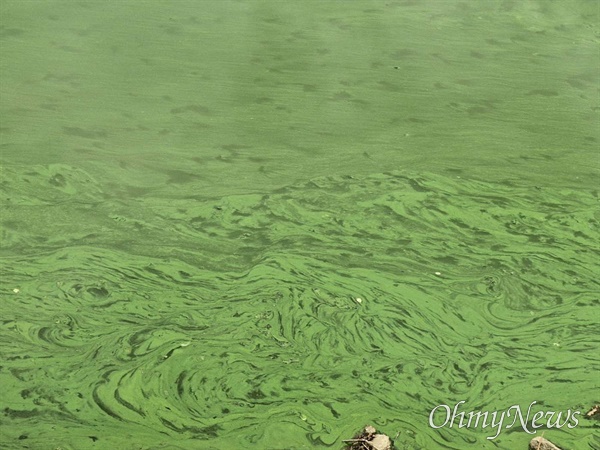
[1,1,598,449]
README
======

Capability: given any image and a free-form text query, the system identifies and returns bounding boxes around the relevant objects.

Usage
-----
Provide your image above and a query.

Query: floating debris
[343,425,393,450]
[529,436,562,450]
[585,404,600,419]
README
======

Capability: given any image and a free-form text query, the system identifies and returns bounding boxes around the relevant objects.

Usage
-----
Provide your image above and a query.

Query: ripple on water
[1,170,598,449]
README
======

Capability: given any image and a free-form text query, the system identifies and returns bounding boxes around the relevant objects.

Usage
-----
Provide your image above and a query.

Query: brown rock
[343,426,393,450]
[370,433,391,450]
[529,436,562,450]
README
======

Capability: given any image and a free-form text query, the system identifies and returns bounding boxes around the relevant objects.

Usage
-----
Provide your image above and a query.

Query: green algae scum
[0,1,598,449]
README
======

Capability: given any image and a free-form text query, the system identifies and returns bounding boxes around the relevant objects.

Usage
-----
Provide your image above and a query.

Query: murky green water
[1,1,598,449]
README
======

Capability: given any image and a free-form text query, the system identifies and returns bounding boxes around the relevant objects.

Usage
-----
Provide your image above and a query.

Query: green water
[1,1,598,449]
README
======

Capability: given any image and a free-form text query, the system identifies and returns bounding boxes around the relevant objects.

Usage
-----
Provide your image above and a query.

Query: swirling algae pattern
[1,166,598,449]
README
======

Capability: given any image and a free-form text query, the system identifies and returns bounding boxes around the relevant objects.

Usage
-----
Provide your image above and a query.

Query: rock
[529,436,562,450]
[370,433,392,450]
[364,425,376,435]
[343,425,393,450]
